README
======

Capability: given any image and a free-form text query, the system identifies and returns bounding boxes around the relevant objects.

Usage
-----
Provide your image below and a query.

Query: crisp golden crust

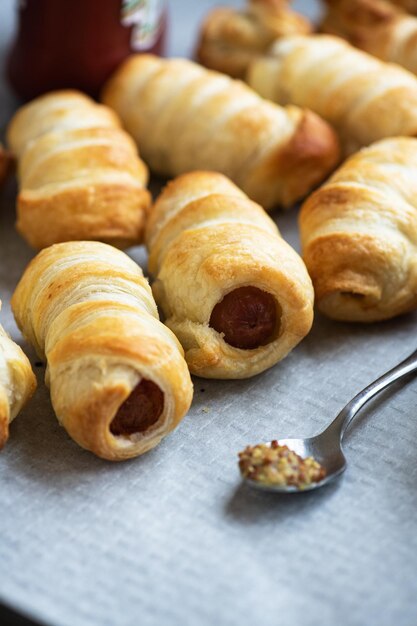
[0,310,36,450]
[11,241,193,460]
[196,0,312,79]
[7,90,151,250]
[322,0,417,75]
[248,34,417,154]
[145,171,314,379]
[102,54,339,210]
[299,137,417,322]
[242,106,341,208]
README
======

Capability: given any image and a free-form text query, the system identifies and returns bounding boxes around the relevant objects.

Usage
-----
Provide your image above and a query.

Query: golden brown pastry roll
[145,171,314,379]
[102,54,340,210]
[299,137,417,322]
[0,306,36,449]
[7,90,151,250]
[247,34,417,154]
[322,0,417,75]
[11,241,193,460]
[197,0,312,79]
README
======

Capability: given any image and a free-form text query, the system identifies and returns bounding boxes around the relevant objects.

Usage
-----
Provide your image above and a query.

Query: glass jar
[6,0,168,100]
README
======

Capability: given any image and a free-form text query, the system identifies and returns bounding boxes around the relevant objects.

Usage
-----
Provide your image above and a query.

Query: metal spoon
[241,347,417,493]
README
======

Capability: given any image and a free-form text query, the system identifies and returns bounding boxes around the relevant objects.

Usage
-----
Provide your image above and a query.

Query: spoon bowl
[243,436,347,493]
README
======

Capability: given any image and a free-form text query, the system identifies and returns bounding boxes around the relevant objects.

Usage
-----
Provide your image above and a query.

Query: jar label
[121,0,165,50]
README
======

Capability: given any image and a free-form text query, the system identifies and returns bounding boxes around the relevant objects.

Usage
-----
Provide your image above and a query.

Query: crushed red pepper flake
[238,440,326,489]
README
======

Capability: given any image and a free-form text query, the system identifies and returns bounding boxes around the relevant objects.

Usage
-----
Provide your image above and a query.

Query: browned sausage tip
[110,379,164,436]
[209,286,278,350]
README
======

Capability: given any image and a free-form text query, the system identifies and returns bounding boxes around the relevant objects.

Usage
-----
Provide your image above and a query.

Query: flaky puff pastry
[247,34,417,155]
[102,54,339,210]
[322,0,417,75]
[299,137,417,322]
[145,171,314,379]
[0,306,36,449]
[11,242,193,460]
[196,0,312,79]
[7,90,151,250]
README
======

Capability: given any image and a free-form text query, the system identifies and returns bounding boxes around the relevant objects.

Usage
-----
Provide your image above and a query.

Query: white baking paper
[1,2,416,625]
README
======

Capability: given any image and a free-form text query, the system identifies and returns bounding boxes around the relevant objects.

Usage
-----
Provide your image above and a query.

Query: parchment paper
[1,2,417,625]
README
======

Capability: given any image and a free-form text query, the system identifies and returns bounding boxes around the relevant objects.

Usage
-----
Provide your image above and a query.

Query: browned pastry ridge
[145,171,314,379]
[7,90,151,250]
[196,0,312,78]
[102,54,340,210]
[11,241,193,460]
[322,0,417,75]
[299,137,417,322]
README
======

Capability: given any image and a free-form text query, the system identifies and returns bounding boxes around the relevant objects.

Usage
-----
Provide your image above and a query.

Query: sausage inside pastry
[146,171,314,379]
[300,137,417,322]
[12,241,193,460]
[102,54,340,210]
[7,90,151,250]
[0,306,36,449]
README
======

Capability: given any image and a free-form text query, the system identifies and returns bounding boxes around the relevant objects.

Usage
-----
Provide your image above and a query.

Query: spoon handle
[324,347,417,441]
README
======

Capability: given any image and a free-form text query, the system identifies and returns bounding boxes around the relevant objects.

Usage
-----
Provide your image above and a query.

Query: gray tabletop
[1,2,417,626]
